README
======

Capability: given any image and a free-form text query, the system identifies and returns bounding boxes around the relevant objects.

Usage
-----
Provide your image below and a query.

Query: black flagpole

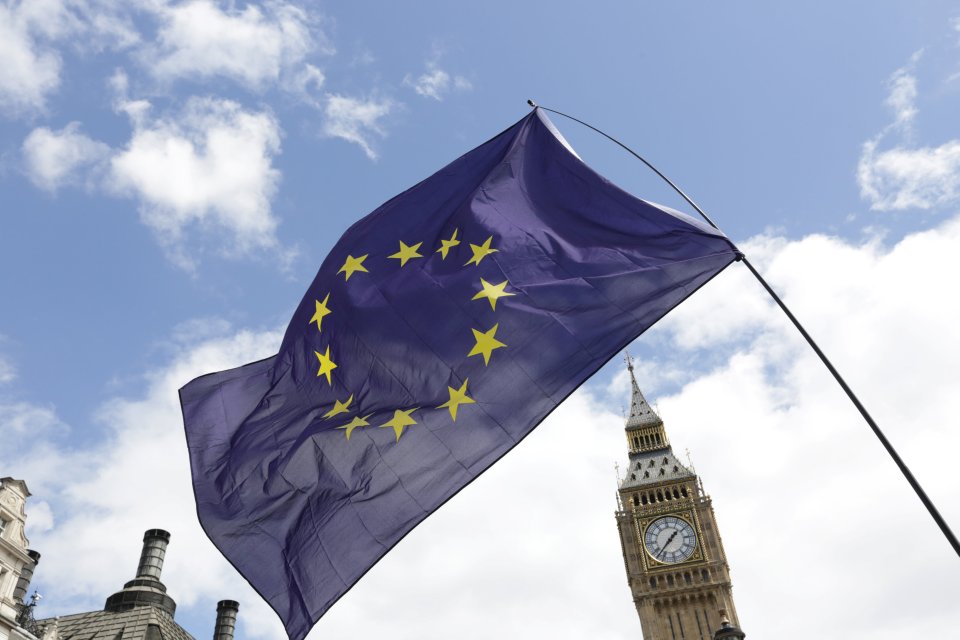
[528,100,960,559]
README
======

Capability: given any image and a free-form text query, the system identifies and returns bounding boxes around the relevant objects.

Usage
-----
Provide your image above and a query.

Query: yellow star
[435,228,460,259]
[314,346,337,385]
[309,293,332,332]
[468,324,506,366]
[337,414,372,440]
[471,278,515,311]
[338,254,369,280]
[380,408,419,442]
[437,379,476,422]
[464,235,498,267]
[388,240,424,267]
[323,394,353,419]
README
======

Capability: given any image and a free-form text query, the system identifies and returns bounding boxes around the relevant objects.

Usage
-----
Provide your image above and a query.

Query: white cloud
[146,0,328,90]
[0,0,139,116]
[323,94,393,159]
[22,122,111,191]
[884,52,921,132]
[108,97,284,269]
[858,52,960,211]
[404,63,472,101]
[0,2,64,115]
[858,138,960,210]
[286,63,325,107]
[0,401,66,439]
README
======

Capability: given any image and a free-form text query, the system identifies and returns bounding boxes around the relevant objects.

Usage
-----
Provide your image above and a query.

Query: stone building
[1,478,39,640]
[0,478,238,640]
[614,361,742,639]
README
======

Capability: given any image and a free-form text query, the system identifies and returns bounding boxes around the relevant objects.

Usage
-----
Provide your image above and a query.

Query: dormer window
[673,465,679,473]
[659,468,665,476]
[643,471,650,479]
[662,457,668,465]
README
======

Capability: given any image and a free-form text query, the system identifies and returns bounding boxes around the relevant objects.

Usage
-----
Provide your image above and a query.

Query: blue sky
[2,2,960,639]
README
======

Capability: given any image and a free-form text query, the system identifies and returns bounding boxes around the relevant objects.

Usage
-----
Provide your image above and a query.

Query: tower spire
[623,353,663,428]
[622,353,668,453]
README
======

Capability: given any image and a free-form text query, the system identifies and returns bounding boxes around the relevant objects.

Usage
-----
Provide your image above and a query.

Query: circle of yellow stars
[310,229,516,443]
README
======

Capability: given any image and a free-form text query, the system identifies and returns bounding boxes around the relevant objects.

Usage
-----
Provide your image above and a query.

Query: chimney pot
[13,549,41,603]
[213,600,239,640]
[136,529,171,580]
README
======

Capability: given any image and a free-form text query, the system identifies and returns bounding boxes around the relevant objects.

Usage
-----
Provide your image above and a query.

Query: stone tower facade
[614,360,740,640]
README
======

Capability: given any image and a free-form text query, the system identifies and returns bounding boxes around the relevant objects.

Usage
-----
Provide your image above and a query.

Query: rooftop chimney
[104,529,177,616]
[13,549,41,603]
[135,528,170,581]
[213,600,239,640]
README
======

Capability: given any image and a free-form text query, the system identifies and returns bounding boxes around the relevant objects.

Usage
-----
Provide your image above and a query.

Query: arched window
[632,494,639,506]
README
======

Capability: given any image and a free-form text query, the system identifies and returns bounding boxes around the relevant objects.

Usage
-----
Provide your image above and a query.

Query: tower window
[655,433,661,444]
[681,487,688,498]
[659,468,665,476]
[701,569,710,582]
[649,577,657,589]
[633,437,640,449]
[632,495,639,506]
[643,471,650,479]
[649,460,655,468]
[631,473,636,481]
[684,572,692,584]
[666,574,674,586]
[673,465,679,473]
[641,494,648,505]
[663,457,668,465]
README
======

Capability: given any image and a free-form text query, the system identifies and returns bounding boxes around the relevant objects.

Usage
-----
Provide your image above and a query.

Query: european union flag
[180,109,739,640]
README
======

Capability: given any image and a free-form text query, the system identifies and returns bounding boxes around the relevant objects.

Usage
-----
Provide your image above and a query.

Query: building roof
[36,606,195,640]
[624,359,663,430]
[620,447,695,489]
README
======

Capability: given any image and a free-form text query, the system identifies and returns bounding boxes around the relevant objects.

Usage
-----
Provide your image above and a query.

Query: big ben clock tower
[615,356,741,639]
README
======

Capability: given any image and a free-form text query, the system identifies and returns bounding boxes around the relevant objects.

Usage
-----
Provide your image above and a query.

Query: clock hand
[658,530,679,557]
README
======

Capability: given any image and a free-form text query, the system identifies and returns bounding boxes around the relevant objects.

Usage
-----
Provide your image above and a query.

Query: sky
[2,1,960,639]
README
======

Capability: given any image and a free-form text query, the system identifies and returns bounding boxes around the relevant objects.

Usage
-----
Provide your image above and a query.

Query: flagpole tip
[527,99,538,108]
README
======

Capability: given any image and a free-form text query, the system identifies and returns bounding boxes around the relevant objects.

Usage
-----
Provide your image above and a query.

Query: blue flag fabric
[180,109,740,640]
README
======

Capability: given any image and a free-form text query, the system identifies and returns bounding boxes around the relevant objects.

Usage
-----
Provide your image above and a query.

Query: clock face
[644,516,697,564]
